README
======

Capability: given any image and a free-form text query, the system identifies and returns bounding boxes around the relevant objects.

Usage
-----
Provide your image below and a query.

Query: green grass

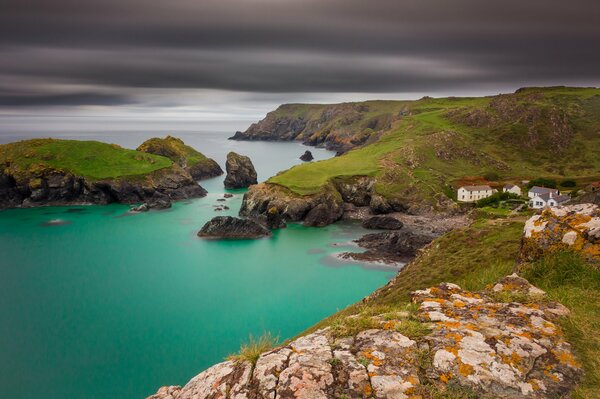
[265,87,600,207]
[228,332,279,365]
[521,252,600,399]
[0,138,172,180]
[136,135,214,168]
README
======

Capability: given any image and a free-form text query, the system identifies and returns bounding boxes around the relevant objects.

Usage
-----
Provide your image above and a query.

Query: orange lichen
[458,361,474,376]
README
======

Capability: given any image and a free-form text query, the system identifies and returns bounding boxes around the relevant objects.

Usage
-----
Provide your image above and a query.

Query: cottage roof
[461,185,493,192]
[504,184,518,189]
[529,186,558,195]
[553,194,571,203]
[591,182,600,188]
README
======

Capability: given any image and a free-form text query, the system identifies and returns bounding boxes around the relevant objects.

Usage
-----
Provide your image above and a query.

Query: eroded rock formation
[299,150,314,162]
[224,152,258,189]
[198,216,271,239]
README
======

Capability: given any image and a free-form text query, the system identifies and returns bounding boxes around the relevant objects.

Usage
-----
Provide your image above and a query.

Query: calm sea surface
[0,129,394,399]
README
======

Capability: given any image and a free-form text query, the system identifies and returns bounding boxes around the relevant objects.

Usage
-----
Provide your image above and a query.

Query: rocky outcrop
[0,164,206,209]
[299,150,313,161]
[198,216,271,239]
[131,196,173,212]
[137,136,223,180]
[239,183,344,227]
[520,204,600,263]
[362,215,404,230]
[342,230,435,264]
[224,152,258,189]
[148,276,581,399]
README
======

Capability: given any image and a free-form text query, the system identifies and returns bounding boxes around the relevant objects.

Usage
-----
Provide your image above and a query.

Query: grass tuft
[228,332,279,365]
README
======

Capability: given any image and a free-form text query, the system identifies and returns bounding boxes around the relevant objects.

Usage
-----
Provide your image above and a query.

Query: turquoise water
[0,132,393,399]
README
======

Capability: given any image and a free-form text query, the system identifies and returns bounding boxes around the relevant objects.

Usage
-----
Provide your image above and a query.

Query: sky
[1,0,599,132]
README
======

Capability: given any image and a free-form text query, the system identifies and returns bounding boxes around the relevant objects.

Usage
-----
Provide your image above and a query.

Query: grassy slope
[268,87,600,204]
[136,136,215,168]
[0,138,172,180]
[302,214,599,398]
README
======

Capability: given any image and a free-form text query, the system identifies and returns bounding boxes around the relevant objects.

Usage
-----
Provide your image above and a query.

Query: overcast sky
[1,0,599,131]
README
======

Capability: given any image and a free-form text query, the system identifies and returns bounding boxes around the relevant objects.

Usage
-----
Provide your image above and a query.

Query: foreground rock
[299,150,313,161]
[137,136,223,180]
[131,196,172,212]
[520,203,600,263]
[148,276,581,399]
[342,230,436,264]
[362,215,404,230]
[197,216,271,239]
[224,152,258,189]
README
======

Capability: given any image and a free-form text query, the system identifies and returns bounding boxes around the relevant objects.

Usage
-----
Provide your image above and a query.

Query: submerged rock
[299,150,314,161]
[148,276,581,399]
[362,215,404,230]
[197,216,271,239]
[130,196,172,212]
[224,152,258,189]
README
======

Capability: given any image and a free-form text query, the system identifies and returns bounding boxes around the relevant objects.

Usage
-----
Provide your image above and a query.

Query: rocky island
[137,135,223,180]
[0,137,218,209]
[224,152,258,189]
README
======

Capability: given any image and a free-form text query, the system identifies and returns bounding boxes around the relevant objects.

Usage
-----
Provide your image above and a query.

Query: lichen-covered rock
[413,281,581,398]
[148,276,581,399]
[224,152,258,189]
[198,216,271,239]
[520,204,600,263]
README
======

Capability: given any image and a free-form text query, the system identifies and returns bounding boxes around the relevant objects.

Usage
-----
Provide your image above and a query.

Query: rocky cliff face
[239,183,344,227]
[0,163,206,209]
[230,102,397,153]
[137,136,223,180]
[148,275,581,399]
[520,204,600,263]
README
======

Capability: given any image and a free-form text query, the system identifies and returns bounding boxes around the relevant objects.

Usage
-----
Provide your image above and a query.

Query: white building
[503,184,522,196]
[528,186,559,199]
[457,185,495,202]
[529,193,570,209]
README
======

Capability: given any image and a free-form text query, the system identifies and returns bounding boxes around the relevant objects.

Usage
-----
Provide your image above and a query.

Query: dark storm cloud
[0,0,599,107]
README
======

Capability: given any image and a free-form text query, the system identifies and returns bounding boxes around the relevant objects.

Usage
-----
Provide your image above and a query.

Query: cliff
[239,87,600,225]
[137,136,223,180]
[0,138,207,208]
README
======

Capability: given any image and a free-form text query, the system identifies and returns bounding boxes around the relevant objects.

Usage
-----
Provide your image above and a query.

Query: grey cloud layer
[0,0,599,107]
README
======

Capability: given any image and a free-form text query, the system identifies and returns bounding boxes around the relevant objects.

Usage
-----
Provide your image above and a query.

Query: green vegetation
[228,332,279,365]
[0,138,172,180]
[522,252,600,399]
[137,135,214,169]
[475,192,521,207]
[527,178,558,189]
[560,179,577,188]
[267,87,600,208]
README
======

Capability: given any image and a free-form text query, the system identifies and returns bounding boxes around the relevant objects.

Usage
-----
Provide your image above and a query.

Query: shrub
[475,192,520,208]
[560,179,577,188]
[483,171,500,181]
[527,178,557,189]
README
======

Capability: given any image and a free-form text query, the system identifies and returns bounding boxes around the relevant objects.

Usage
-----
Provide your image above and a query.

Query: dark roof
[460,185,493,192]
[504,184,518,189]
[553,194,571,203]
[529,186,558,195]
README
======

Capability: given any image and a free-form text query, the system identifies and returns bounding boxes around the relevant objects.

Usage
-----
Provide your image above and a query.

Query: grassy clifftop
[266,87,600,208]
[0,138,172,180]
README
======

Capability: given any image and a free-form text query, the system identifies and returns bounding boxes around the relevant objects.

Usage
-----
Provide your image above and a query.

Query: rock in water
[223,152,258,189]
[197,216,271,239]
[343,230,435,263]
[362,215,403,230]
[299,150,314,161]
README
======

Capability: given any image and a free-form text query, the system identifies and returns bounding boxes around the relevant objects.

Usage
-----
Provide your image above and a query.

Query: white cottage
[457,185,495,202]
[528,186,559,199]
[503,184,522,196]
[529,193,570,209]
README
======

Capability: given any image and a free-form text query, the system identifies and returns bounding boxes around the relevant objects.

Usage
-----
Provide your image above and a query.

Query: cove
[0,132,394,399]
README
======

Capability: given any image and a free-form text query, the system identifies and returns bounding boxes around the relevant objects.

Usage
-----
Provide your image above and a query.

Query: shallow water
[0,132,394,399]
